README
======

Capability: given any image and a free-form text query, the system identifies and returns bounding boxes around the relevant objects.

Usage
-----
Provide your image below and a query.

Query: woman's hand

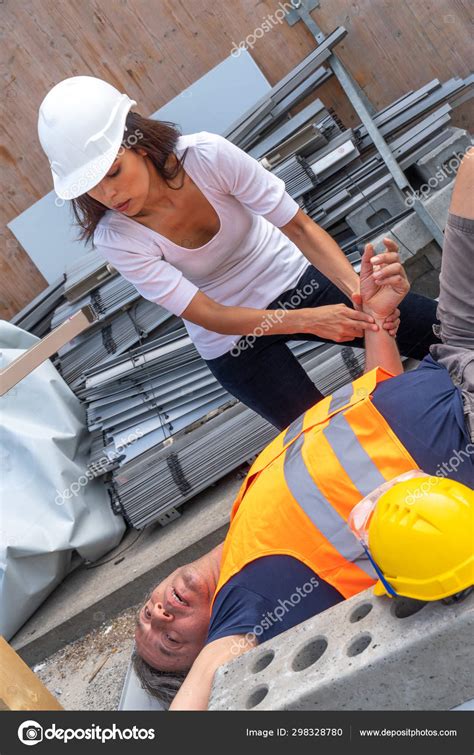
[358,239,410,321]
[300,303,379,342]
[352,292,401,338]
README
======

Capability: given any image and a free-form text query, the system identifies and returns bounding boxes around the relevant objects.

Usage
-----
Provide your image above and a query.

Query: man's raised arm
[353,239,410,376]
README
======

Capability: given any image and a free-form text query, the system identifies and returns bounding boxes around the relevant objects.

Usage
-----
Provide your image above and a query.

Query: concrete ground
[34,606,138,711]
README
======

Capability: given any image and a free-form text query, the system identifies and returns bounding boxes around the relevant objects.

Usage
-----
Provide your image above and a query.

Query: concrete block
[404,242,441,298]
[346,185,407,236]
[415,128,473,189]
[369,179,454,263]
[423,241,443,271]
[209,588,474,711]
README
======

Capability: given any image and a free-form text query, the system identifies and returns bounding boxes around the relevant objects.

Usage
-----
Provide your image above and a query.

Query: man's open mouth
[171,586,188,607]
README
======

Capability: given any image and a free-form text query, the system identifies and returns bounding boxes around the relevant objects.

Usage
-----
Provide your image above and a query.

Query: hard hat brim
[52,141,120,200]
[52,96,136,200]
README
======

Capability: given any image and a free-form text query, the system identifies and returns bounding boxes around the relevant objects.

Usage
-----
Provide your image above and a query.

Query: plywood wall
[1,0,473,319]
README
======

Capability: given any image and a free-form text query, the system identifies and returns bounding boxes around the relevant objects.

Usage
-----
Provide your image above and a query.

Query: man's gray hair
[132,648,188,707]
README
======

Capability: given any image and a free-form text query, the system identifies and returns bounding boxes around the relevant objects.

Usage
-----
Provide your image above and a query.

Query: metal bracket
[157,507,182,527]
[285,0,320,27]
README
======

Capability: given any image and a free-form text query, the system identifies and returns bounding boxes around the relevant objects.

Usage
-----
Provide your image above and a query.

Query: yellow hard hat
[368,476,474,601]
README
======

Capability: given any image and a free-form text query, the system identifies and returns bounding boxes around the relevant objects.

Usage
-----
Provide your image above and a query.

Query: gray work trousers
[430,212,474,441]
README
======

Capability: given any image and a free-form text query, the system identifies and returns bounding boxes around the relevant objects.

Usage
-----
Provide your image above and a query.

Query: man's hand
[356,238,410,322]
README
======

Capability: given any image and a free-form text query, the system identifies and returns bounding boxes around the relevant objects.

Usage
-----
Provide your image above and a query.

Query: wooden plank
[1,0,473,320]
[0,636,63,710]
[0,306,97,395]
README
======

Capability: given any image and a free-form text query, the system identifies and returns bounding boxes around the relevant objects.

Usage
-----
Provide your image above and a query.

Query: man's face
[135,562,212,672]
[86,146,151,215]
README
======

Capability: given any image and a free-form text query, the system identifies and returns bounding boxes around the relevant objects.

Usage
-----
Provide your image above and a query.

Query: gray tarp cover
[0,321,125,640]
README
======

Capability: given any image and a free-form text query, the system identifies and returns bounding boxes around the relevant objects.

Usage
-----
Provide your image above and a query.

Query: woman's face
[86,146,153,215]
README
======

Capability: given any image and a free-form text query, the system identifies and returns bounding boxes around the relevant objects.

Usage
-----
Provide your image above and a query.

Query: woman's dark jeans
[204,264,440,430]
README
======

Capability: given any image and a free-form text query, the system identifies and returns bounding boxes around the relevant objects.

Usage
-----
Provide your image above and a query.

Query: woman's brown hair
[71,111,188,244]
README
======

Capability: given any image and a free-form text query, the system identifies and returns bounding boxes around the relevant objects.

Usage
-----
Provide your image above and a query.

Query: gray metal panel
[151,50,271,134]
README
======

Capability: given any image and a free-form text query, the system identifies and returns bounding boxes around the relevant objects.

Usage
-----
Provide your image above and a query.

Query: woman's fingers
[346,308,375,323]
[383,317,400,331]
[383,308,400,325]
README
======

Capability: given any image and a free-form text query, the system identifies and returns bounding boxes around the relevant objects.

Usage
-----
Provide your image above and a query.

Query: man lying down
[133,149,474,710]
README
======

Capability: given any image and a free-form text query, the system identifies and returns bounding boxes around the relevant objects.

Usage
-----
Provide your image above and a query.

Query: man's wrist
[362,305,394,330]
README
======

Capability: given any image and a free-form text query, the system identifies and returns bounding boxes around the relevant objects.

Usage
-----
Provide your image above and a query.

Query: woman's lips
[114,199,130,212]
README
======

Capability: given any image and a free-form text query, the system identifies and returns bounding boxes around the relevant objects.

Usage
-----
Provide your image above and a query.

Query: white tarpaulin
[0,320,125,640]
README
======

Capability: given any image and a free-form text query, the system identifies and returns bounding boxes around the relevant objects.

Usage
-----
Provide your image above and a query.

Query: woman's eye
[109,168,120,178]
[144,606,151,619]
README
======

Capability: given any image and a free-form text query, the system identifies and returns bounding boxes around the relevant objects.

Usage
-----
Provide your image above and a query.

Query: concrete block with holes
[346,185,407,237]
[208,588,474,711]
[369,179,455,263]
[414,128,472,189]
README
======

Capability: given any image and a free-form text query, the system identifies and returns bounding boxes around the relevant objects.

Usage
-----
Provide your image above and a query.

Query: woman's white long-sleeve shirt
[93,131,309,359]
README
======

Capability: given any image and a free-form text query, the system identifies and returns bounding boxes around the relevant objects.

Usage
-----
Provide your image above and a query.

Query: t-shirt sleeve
[206,585,271,645]
[198,131,299,227]
[93,226,199,317]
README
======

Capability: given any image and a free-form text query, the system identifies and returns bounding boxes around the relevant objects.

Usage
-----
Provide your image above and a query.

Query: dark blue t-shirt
[372,355,473,487]
[207,556,344,644]
[206,356,473,646]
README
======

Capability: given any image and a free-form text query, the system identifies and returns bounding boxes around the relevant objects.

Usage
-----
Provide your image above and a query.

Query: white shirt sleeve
[198,131,299,227]
[93,226,199,317]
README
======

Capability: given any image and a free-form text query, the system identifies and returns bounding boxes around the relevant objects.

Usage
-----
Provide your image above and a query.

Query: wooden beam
[0,636,63,711]
[0,306,97,396]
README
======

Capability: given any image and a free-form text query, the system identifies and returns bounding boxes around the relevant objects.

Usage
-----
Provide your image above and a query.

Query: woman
[38,76,439,429]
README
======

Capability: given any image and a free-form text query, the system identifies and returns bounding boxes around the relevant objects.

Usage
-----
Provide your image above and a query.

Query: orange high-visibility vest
[211,367,419,609]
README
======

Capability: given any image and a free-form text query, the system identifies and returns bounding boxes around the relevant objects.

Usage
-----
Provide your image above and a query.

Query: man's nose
[150,601,173,626]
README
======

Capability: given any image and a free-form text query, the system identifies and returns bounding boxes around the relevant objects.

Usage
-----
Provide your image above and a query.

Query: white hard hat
[38,76,137,200]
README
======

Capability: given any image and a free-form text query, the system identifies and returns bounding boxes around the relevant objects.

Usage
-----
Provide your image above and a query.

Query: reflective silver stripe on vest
[284,381,355,446]
[283,433,378,579]
[283,412,305,446]
[323,413,386,497]
[328,382,354,414]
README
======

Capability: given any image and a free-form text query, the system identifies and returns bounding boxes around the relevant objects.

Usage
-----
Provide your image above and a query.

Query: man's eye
[144,606,151,619]
[108,168,120,178]
[166,634,178,644]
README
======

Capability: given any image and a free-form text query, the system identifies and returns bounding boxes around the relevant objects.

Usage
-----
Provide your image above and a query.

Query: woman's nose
[95,179,116,206]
